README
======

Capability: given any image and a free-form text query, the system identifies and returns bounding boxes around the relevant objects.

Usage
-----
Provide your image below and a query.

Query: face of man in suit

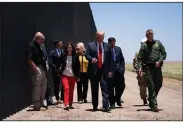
[56,41,63,49]
[110,40,115,48]
[96,32,105,44]
[108,37,116,48]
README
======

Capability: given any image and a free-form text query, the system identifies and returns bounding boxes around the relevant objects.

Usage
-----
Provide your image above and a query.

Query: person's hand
[155,62,160,68]
[59,66,62,71]
[91,58,98,63]
[108,72,112,78]
[33,66,41,73]
[76,78,80,82]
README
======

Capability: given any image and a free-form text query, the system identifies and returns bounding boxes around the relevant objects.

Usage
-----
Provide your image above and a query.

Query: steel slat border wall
[0,2,96,120]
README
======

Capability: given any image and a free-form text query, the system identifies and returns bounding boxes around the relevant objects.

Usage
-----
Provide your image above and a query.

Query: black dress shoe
[93,107,98,111]
[110,104,115,109]
[116,101,122,106]
[120,99,124,103]
[42,104,48,110]
[69,105,74,109]
[83,99,88,103]
[47,100,55,105]
[103,108,111,113]
[64,106,70,110]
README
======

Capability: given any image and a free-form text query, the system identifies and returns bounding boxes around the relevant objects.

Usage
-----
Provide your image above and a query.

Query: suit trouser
[61,75,76,106]
[108,71,125,106]
[77,72,89,101]
[118,74,126,98]
[32,65,47,109]
[90,67,109,109]
[46,73,64,101]
[52,73,63,101]
[60,87,64,100]
[45,81,52,101]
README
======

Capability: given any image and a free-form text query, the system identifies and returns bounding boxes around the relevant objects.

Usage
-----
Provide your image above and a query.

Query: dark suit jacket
[49,48,63,74]
[85,41,110,79]
[109,46,125,77]
[59,52,80,78]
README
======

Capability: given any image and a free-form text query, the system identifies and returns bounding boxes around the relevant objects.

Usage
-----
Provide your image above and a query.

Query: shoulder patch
[154,40,161,47]
[155,42,159,47]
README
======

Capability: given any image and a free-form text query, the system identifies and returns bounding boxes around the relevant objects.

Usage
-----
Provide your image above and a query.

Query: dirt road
[4,72,182,120]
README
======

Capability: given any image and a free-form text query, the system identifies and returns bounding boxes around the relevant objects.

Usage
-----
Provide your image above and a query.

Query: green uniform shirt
[138,40,167,69]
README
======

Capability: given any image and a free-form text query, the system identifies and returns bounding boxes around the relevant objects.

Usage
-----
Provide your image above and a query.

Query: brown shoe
[151,107,160,112]
[143,98,148,105]
[32,107,40,111]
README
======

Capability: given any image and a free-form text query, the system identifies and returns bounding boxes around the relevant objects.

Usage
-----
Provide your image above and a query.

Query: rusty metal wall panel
[0,2,96,120]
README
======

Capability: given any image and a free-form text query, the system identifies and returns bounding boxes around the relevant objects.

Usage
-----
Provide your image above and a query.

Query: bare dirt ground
[4,71,182,120]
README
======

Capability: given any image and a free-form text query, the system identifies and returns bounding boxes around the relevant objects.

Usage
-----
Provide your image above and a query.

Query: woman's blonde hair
[76,42,86,54]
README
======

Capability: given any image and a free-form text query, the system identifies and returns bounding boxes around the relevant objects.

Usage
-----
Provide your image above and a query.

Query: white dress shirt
[62,56,74,77]
[56,48,61,57]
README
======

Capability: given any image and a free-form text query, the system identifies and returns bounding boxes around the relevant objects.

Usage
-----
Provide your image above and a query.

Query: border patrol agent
[138,29,167,112]
[133,39,148,105]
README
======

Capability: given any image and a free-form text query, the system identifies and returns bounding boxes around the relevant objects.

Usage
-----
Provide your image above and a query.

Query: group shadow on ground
[132,104,163,112]
[85,106,123,112]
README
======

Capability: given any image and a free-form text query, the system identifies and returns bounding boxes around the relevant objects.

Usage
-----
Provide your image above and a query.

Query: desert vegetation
[126,61,182,81]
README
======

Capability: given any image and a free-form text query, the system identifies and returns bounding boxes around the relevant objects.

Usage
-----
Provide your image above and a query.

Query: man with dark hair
[138,29,167,112]
[27,32,49,111]
[48,40,64,104]
[107,37,125,109]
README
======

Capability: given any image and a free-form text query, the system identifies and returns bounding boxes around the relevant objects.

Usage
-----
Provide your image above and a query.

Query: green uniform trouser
[144,66,163,109]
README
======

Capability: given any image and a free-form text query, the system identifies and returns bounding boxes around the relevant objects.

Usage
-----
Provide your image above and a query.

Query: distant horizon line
[126,60,182,63]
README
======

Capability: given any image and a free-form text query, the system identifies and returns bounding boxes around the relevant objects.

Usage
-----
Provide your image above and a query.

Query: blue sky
[90,3,182,62]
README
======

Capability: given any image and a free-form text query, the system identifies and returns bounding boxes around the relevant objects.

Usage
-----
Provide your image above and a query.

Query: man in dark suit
[48,40,64,104]
[108,37,125,109]
[85,31,111,112]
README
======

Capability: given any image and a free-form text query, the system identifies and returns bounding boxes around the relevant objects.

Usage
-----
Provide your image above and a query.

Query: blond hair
[76,42,86,54]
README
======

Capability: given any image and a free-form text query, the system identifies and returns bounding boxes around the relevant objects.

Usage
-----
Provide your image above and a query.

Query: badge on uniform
[155,42,159,47]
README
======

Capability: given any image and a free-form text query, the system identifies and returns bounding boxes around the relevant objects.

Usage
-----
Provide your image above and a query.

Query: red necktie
[98,44,102,68]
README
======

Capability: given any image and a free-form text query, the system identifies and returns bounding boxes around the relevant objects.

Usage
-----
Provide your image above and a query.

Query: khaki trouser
[137,73,147,99]
[31,65,47,109]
